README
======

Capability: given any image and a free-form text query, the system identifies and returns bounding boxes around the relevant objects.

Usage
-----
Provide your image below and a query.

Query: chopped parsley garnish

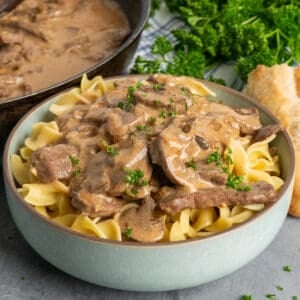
[283,265,292,272]
[148,117,157,126]
[225,147,233,165]
[154,100,162,106]
[186,158,197,170]
[153,83,163,91]
[99,139,119,156]
[72,169,81,177]
[124,168,148,187]
[292,296,299,300]
[265,294,277,300]
[275,285,283,291]
[226,174,250,191]
[117,82,142,112]
[168,111,177,117]
[69,155,79,166]
[207,151,222,166]
[181,87,188,95]
[207,149,251,191]
[159,110,167,119]
[241,296,252,300]
[124,227,133,239]
[169,97,174,103]
[136,124,150,132]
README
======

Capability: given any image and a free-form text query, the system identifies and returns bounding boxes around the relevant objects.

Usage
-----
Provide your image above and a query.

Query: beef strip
[71,190,125,218]
[149,113,240,192]
[159,181,277,215]
[30,143,78,183]
[69,137,152,217]
[103,108,145,143]
[196,161,228,185]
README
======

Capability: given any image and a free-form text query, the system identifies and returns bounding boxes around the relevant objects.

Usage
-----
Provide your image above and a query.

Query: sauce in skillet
[0,0,130,101]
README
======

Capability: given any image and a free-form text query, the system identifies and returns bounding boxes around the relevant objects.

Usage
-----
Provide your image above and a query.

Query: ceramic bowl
[2,76,295,292]
[0,0,151,145]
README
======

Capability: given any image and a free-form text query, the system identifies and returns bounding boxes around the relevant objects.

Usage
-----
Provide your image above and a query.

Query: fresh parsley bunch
[132,0,300,82]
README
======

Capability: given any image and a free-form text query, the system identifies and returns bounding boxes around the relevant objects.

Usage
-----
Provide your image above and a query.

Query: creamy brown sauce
[28,74,281,242]
[0,0,130,101]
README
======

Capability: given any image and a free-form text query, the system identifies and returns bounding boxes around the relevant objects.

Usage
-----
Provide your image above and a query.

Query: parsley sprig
[118,82,143,112]
[133,0,299,82]
[99,139,119,156]
[124,227,133,239]
[123,168,148,197]
[207,148,250,191]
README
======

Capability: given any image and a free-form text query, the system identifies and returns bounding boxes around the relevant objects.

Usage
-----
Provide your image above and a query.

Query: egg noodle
[11,75,284,242]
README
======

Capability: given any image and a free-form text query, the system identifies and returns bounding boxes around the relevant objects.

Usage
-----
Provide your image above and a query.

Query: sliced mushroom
[251,123,282,144]
[118,197,165,242]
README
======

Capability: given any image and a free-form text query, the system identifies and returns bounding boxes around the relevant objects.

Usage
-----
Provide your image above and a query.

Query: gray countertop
[0,173,299,300]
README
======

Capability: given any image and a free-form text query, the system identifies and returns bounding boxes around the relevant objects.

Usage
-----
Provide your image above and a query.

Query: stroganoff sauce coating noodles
[11,75,284,242]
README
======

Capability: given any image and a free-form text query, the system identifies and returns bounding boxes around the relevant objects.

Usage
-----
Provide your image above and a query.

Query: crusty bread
[244,63,300,217]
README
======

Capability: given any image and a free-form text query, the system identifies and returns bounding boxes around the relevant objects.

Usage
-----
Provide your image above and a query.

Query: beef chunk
[30,144,78,183]
[71,191,124,218]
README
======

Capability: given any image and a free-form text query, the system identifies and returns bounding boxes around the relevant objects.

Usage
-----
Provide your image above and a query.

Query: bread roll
[244,63,300,217]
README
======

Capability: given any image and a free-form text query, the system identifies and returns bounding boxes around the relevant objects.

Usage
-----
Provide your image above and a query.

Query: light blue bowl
[2,77,295,291]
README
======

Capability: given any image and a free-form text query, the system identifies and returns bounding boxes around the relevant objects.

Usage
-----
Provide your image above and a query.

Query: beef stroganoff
[11,74,284,242]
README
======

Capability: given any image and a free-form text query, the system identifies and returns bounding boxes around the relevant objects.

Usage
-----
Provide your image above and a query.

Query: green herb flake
[69,155,79,166]
[225,147,234,165]
[283,265,292,272]
[275,285,283,291]
[136,124,149,132]
[72,169,81,177]
[186,158,197,170]
[148,117,157,126]
[207,151,222,165]
[124,227,133,239]
[241,295,252,300]
[140,179,148,186]
[99,139,119,156]
[117,82,142,112]
[124,169,144,185]
[160,110,167,119]
[265,294,277,300]
[181,87,188,95]
[292,296,298,300]
[168,111,177,117]
[153,83,163,91]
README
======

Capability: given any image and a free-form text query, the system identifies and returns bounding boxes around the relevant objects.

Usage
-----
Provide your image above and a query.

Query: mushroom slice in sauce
[251,123,282,144]
[118,197,165,243]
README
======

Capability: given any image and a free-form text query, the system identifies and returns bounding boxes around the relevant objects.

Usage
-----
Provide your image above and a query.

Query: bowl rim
[2,74,296,248]
[0,0,151,108]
